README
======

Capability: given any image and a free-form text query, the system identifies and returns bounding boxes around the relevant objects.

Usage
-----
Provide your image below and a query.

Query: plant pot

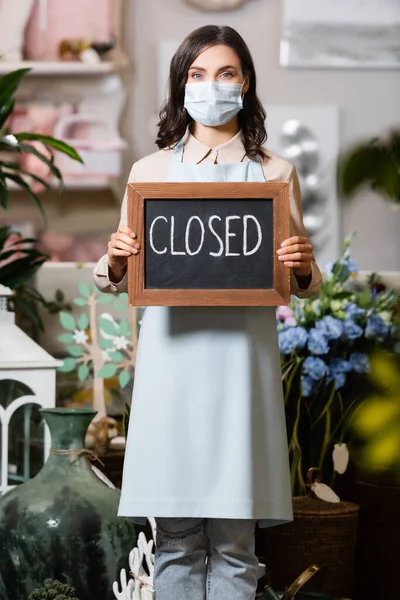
[0,408,139,600]
[256,496,359,598]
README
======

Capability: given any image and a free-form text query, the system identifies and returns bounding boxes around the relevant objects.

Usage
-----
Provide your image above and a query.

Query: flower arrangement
[278,236,400,494]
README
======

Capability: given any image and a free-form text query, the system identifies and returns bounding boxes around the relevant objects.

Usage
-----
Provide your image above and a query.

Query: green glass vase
[0,408,139,600]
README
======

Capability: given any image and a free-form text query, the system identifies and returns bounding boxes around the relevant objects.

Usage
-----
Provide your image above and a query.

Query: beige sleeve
[92,164,135,295]
[288,164,323,299]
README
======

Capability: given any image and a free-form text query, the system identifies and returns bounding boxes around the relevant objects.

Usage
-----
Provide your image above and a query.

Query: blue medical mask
[184,81,244,127]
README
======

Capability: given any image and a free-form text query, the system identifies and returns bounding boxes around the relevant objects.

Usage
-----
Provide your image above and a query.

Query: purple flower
[307,329,329,355]
[303,356,327,381]
[350,352,370,374]
[278,327,308,355]
[316,316,344,340]
[342,319,363,340]
[365,315,389,341]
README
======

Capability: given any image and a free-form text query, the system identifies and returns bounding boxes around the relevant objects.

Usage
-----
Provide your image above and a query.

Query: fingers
[108,229,140,257]
[280,236,308,248]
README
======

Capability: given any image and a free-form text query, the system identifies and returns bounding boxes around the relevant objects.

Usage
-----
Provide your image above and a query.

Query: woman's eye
[220,72,233,79]
[191,73,203,80]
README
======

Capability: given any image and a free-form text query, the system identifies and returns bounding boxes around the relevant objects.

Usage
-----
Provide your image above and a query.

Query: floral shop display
[276,236,399,495]
[0,407,139,600]
[0,283,61,494]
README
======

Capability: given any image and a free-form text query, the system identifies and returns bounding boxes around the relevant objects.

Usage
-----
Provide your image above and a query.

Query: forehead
[190,44,241,68]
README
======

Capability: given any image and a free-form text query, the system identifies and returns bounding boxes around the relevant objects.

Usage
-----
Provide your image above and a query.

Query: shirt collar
[182,127,248,165]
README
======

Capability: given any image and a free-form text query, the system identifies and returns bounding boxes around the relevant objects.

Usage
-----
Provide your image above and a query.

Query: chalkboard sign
[127,183,290,306]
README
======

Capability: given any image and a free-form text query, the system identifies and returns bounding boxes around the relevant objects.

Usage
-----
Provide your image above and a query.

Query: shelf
[8,176,111,191]
[0,61,115,76]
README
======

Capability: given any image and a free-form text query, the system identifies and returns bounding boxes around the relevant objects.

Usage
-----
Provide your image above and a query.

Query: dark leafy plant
[340,128,400,205]
[28,578,79,600]
[0,68,82,330]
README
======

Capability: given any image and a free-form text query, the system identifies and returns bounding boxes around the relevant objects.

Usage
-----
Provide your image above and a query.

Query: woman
[94,25,322,600]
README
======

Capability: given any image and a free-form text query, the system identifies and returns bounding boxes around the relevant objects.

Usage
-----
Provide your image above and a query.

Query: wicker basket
[256,473,359,598]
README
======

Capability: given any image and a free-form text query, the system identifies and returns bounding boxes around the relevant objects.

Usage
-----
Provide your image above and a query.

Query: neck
[190,117,240,149]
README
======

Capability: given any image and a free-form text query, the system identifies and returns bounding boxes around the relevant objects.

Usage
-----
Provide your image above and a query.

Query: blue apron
[119,137,293,528]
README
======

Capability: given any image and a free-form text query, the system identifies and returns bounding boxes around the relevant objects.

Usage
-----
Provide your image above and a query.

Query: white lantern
[0,284,62,495]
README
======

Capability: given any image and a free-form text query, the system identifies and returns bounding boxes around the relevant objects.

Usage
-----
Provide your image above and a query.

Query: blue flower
[329,358,352,373]
[307,329,329,355]
[345,302,366,320]
[347,259,359,274]
[327,369,347,390]
[316,316,344,340]
[350,352,370,374]
[335,258,359,279]
[278,327,308,355]
[303,356,327,381]
[365,314,389,340]
[342,319,363,340]
[301,375,317,397]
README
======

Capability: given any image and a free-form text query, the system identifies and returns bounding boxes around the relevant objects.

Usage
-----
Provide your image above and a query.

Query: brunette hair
[156,25,267,162]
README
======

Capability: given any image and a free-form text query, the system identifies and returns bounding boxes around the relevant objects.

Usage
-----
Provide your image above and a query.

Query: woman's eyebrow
[188,65,206,71]
[188,65,238,72]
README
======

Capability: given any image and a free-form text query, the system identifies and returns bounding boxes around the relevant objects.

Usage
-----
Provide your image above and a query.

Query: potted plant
[256,237,399,597]
[340,128,400,206]
[28,579,79,600]
[0,68,82,331]
[278,236,399,495]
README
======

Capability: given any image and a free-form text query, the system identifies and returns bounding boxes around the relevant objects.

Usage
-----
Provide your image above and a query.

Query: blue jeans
[154,518,258,600]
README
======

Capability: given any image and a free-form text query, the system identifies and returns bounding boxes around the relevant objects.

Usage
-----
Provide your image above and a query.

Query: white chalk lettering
[225,216,241,257]
[170,216,185,256]
[185,216,205,256]
[149,216,168,254]
[208,215,224,257]
[243,215,262,256]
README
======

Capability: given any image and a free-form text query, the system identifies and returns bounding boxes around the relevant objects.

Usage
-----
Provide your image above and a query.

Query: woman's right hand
[107,225,140,282]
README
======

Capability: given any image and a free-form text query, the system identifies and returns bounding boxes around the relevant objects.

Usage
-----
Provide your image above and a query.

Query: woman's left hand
[277,235,313,277]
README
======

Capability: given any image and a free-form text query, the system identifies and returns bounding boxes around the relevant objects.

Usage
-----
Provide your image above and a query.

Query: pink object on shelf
[24,0,114,61]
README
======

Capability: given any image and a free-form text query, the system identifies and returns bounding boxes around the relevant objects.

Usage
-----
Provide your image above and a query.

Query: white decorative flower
[73,329,89,345]
[113,336,129,351]
[102,350,110,362]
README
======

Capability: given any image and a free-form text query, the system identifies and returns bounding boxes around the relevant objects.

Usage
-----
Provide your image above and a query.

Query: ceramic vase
[0,0,35,61]
[0,408,138,600]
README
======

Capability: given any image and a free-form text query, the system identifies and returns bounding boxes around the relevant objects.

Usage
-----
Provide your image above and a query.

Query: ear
[242,74,250,95]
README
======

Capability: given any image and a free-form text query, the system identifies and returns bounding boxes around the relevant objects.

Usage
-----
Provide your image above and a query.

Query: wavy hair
[156,25,267,162]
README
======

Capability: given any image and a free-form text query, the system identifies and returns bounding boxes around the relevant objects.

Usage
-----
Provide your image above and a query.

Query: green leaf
[0,172,8,209]
[58,333,74,343]
[59,312,76,331]
[0,69,31,110]
[118,318,131,336]
[78,364,90,382]
[58,357,77,373]
[18,142,63,183]
[78,282,91,298]
[119,369,131,388]
[99,318,118,335]
[97,363,118,379]
[73,297,87,307]
[4,172,46,221]
[78,313,89,330]
[109,350,124,362]
[67,345,84,358]
[99,339,114,349]
[358,289,372,309]
[16,132,83,163]
[98,294,115,305]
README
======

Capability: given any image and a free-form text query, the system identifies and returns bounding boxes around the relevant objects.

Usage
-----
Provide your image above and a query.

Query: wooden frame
[127,182,290,306]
